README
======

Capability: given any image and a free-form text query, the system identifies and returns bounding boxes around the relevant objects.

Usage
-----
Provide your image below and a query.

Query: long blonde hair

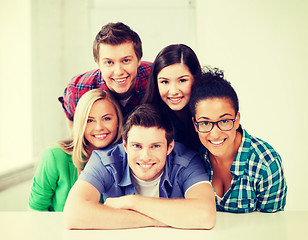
[59,89,123,174]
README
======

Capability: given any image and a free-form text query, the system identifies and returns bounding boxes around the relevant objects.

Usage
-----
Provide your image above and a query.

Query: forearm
[65,201,165,229]
[64,192,166,229]
[126,196,215,229]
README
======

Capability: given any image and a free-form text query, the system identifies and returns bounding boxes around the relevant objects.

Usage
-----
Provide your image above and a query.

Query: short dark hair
[142,44,201,108]
[122,104,174,146]
[93,22,142,63]
[189,66,239,117]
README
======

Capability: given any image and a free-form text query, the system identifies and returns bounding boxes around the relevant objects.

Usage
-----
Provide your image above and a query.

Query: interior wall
[31,0,91,162]
[1,0,307,212]
[0,0,32,174]
[195,0,308,211]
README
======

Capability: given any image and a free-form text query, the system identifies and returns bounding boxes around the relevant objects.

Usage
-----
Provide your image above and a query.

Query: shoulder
[137,61,152,76]
[35,145,73,175]
[41,145,72,163]
[169,142,202,167]
[139,61,152,69]
[241,128,283,176]
[92,143,126,166]
[249,134,281,164]
[70,69,101,85]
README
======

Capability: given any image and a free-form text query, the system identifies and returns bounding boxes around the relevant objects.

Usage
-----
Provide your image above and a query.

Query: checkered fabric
[60,61,152,121]
[202,126,287,213]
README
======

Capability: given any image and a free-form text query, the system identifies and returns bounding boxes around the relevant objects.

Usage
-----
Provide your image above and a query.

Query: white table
[0,211,307,240]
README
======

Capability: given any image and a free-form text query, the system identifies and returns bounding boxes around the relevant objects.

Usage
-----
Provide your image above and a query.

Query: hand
[104,195,135,210]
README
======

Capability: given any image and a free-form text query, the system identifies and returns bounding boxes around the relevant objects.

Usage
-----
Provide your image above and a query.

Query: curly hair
[189,66,239,116]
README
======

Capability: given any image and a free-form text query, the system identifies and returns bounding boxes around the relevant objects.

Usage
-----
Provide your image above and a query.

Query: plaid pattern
[60,61,152,121]
[202,126,287,213]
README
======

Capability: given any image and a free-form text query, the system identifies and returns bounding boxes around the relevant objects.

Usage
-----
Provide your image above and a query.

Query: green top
[28,145,78,211]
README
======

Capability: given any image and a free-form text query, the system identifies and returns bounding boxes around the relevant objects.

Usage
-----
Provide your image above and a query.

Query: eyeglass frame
[194,116,238,133]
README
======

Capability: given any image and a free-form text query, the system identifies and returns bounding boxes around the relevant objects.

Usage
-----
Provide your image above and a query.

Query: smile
[209,139,226,145]
[113,77,128,84]
[168,97,183,104]
[137,162,156,170]
[93,133,108,140]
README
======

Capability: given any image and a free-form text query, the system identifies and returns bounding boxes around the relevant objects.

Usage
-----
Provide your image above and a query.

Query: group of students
[28,22,287,230]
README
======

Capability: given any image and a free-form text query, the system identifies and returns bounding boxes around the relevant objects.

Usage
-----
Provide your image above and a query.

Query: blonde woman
[29,89,122,211]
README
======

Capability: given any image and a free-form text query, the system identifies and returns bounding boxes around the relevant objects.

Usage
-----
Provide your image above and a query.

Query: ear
[123,140,128,153]
[192,117,198,132]
[137,59,141,67]
[235,112,241,129]
[167,140,175,155]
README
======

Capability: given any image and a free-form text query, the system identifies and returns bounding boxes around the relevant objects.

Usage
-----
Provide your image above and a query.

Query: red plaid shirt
[60,61,152,121]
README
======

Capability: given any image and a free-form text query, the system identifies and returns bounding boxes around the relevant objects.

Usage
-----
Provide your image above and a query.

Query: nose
[168,82,179,95]
[95,121,105,131]
[209,124,221,138]
[113,62,124,75]
[140,148,151,161]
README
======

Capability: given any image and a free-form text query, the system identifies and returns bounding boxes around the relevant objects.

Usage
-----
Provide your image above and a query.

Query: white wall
[0,0,32,174]
[196,0,308,210]
[1,0,307,211]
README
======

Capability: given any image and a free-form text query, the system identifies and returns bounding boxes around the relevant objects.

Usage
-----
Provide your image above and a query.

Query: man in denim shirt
[64,104,216,229]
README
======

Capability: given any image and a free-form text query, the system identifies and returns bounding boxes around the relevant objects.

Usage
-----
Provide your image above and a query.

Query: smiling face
[157,63,194,111]
[194,97,241,158]
[84,99,119,151]
[123,126,174,181]
[98,41,141,99]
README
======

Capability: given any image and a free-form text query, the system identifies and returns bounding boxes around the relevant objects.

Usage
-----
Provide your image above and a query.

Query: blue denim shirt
[79,142,209,201]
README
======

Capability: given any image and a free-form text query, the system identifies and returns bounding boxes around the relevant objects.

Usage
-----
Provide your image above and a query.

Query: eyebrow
[88,113,112,118]
[158,74,191,80]
[197,113,233,121]
[102,55,133,61]
[129,141,164,145]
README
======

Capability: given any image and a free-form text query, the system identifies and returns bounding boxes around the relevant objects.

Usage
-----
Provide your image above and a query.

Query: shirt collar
[119,161,133,187]
[230,125,251,176]
[159,144,193,197]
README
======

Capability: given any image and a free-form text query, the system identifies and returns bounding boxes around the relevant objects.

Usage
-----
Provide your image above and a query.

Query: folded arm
[105,182,216,229]
[63,180,166,229]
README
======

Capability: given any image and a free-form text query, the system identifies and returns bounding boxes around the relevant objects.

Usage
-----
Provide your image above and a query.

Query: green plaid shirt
[202,126,287,213]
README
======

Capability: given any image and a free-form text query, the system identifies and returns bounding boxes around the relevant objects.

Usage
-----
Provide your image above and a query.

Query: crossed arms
[63,180,216,230]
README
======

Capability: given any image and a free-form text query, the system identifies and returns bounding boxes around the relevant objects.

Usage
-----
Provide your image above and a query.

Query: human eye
[152,144,161,149]
[133,144,141,149]
[199,121,210,126]
[179,78,188,83]
[159,79,169,85]
[87,118,94,123]
[123,58,131,64]
[220,119,232,125]
[196,121,212,132]
[102,60,113,66]
[218,119,234,130]
[103,116,111,121]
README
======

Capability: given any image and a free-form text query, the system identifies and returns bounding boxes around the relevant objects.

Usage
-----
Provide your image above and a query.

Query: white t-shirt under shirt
[131,171,163,198]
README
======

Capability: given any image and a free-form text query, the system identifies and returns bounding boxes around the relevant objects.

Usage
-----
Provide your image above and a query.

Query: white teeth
[138,163,154,169]
[95,134,107,138]
[169,97,182,103]
[210,139,224,145]
[114,77,127,82]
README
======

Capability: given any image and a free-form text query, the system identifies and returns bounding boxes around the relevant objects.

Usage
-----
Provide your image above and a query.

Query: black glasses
[194,117,237,133]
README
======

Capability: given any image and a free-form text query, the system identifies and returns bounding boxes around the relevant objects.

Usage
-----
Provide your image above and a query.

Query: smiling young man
[189,67,287,213]
[59,22,152,127]
[64,104,216,230]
